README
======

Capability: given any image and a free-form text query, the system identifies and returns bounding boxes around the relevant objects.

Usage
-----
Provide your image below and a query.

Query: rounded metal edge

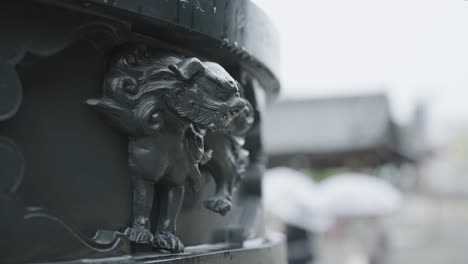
[36,0,281,100]
[46,232,287,264]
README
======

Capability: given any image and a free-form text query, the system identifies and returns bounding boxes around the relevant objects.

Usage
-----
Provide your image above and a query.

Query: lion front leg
[203,155,235,216]
[125,177,155,244]
[153,184,185,253]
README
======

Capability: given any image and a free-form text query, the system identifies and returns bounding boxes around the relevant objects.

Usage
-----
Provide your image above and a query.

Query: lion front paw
[204,196,232,216]
[152,232,184,253]
[125,227,153,244]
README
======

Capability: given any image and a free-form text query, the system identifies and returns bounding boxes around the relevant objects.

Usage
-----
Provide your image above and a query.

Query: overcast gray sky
[254,0,468,137]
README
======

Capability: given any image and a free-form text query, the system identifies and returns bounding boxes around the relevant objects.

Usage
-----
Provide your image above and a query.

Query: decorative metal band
[37,0,281,99]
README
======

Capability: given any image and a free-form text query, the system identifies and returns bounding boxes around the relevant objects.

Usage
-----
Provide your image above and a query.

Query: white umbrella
[319,173,402,217]
[263,167,333,232]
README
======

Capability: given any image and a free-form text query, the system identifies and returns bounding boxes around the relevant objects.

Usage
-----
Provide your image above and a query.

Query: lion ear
[169,58,205,80]
[85,98,136,135]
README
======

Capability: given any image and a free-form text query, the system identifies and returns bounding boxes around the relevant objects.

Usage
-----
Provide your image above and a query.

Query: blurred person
[286,224,317,264]
[363,216,389,264]
[341,216,389,264]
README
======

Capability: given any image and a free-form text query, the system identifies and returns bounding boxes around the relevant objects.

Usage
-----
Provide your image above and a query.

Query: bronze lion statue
[85,44,246,252]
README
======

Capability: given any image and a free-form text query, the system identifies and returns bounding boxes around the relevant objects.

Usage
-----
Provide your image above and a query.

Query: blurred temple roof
[263,93,429,168]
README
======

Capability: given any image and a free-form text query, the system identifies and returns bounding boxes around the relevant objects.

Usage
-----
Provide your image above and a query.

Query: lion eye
[145,111,163,132]
[149,112,160,123]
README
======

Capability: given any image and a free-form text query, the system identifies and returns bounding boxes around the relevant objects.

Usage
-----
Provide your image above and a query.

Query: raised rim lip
[37,0,281,100]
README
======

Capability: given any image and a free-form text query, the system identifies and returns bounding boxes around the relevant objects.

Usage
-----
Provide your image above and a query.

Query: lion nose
[224,79,239,95]
[227,96,246,116]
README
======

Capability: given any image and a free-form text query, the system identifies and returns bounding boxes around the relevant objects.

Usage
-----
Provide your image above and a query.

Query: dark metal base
[46,233,286,264]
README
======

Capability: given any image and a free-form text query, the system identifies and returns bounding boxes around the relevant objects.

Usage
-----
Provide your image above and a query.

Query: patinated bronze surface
[0,1,284,263]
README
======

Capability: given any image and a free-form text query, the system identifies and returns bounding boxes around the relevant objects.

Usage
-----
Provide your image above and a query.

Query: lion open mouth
[168,92,246,131]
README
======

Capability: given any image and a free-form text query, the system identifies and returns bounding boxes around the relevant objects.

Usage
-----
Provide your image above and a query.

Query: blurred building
[263,93,429,170]
[420,125,468,196]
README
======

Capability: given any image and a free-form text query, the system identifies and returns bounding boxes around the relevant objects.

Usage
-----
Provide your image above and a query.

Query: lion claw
[204,196,232,216]
[125,227,153,243]
[152,232,184,253]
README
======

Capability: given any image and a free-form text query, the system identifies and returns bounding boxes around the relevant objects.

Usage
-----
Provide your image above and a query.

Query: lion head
[86,44,246,135]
